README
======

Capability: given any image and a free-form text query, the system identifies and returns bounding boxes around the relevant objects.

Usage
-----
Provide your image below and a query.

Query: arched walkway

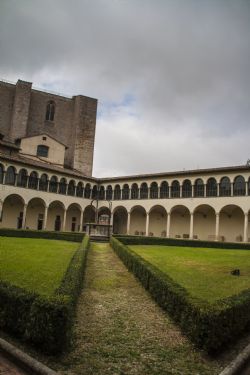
[170,205,190,238]
[193,204,216,240]
[47,201,65,231]
[219,205,244,242]
[66,203,82,232]
[148,205,167,237]
[83,205,96,225]
[26,197,46,230]
[1,194,25,229]
[130,205,146,235]
[113,206,128,234]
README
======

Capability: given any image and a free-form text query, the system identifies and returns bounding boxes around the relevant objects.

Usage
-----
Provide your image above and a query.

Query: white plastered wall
[20,135,66,166]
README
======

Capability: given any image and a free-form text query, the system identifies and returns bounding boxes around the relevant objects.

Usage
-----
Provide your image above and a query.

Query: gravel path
[54,243,223,375]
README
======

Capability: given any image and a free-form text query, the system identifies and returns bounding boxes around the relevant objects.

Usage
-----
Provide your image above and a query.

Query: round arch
[130,205,147,235]
[113,206,128,234]
[47,200,65,231]
[219,204,244,242]
[66,203,82,232]
[170,205,190,238]
[148,205,167,237]
[1,194,25,229]
[193,204,216,240]
[83,205,96,226]
[26,197,46,230]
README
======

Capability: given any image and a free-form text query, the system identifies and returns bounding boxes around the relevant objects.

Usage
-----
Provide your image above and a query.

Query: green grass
[0,237,78,296]
[129,245,250,302]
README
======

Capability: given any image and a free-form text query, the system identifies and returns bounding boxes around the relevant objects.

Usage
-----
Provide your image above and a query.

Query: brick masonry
[0,79,97,176]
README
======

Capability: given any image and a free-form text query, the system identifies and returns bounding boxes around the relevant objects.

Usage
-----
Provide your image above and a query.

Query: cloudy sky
[0,0,250,177]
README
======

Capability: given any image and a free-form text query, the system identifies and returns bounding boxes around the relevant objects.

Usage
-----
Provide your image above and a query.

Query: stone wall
[0,79,97,176]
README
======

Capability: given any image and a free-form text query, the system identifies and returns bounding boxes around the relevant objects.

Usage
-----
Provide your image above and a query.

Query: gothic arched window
[114,185,121,200]
[233,175,245,196]
[84,183,91,199]
[160,181,169,198]
[59,178,67,194]
[194,179,204,197]
[49,176,58,193]
[28,171,38,189]
[150,182,158,199]
[76,182,84,197]
[99,186,105,200]
[140,183,148,199]
[106,185,113,200]
[122,184,129,200]
[39,174,48,191]
[182,179,192,198]
[206,178,217,197]
[17,169,28,188]
[68,180,76,196]
[5,166,16,185]
[171,180,180,198]
[45,101,55,121]
[219,177,231,196]
[131,183,139,199]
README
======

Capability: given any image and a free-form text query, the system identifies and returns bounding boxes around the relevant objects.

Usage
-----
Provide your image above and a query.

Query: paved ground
[0,353,29,375]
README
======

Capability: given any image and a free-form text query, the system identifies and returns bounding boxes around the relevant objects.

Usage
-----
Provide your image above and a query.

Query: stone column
[14,173,18,186]
[43,206,48,230]
[62,210,67,232]
[191,185,194,198]
[243,213,248,242]
[22,204,27,229]
[204,184,207,197]
[180,185,182,198]
[0,200,3,222]
[110,212,114,226]
[127,212,131,235]
[145,212,149,236]
[215,212,220,241]
[246,182,248,196]
[167,212,171,238]
[189,212,194,239]
[79,209,84,232]
[231,182,234,197]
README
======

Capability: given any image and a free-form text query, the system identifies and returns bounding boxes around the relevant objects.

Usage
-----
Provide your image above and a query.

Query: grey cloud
[0,0,249,176]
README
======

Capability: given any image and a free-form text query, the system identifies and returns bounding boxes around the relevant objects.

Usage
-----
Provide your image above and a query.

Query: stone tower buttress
[72,95,97,176]
[9,80,32,141]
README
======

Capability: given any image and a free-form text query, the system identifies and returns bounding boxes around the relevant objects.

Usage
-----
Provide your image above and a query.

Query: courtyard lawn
[129,245,250,302]
[0,237,78,296]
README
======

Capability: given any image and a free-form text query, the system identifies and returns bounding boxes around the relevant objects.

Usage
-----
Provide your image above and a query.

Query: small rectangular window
[42,136,47,141]
[37,145,49,157]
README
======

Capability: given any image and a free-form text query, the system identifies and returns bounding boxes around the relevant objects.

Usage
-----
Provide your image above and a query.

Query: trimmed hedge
[0,234,90,354]
[0,228,83,242]
[110,236,250,353]
[114,234,250,250]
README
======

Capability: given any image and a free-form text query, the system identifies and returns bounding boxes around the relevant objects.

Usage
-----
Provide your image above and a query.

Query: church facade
[0,79,250,243]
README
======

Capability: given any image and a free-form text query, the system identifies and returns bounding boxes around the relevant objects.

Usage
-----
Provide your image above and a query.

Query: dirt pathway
[53,243,222,375]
